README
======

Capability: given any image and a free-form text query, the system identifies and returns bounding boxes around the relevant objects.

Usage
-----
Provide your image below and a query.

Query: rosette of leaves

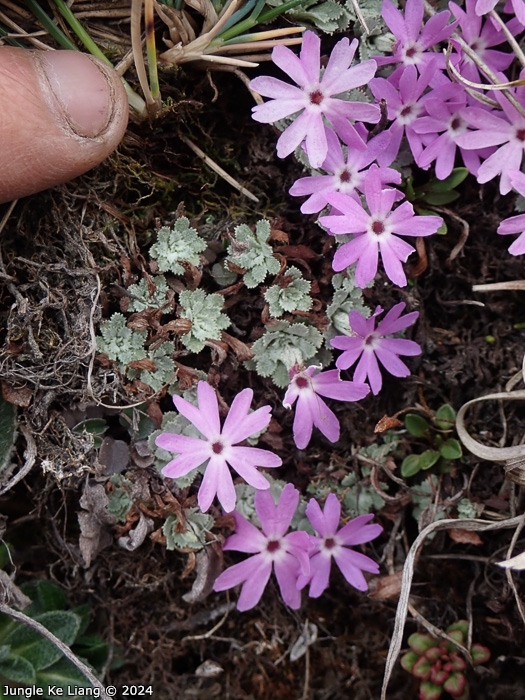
[162,508,214,551]
[401,404,463,478]
[97,315,175,391]
[148,217,207,275]
[178,289,230,353]
[0,580,108,698]
[126,275,170,313]
[401,621,490,700]
[264,266,312,318]
[97,313,147,368]
[245,320,324,387]
[225,219,280,288]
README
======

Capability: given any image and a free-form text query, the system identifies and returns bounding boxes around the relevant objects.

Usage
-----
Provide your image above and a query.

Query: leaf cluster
[401,404,463,478]
[401,621,490,700]
[225,219,280,288]
[245,321,324,388]
[0,580,109,698]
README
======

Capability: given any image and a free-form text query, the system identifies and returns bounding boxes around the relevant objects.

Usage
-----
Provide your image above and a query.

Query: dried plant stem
[179,133,259,202]
[472,281,525,292]
[489,9,525,68]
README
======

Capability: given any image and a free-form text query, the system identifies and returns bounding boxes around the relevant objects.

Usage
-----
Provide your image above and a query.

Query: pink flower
[155,382,282,513]
[376,0,456,71]
[249,30,379,168]
[319,168,443,287]
[450,0,517,83]
[298,494,382,597]
[369,64,435,167]
[331,302,421,395]
[497,169,525,255]
[283,365,369,449]
[289,127,400,213]
[411,82,484,179]
[455,84,525,194]
[213,484,311,611]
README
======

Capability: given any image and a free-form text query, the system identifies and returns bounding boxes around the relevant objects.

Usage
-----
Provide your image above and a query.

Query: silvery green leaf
[97,314,147,368]
[226,219,280,288]
[264,267,312,318]
[127,276,170,313]
[141,342,176,391]
[162,508,214,551]
[149,218,207,275]
[178,289,230,353]
[246,321,323,388]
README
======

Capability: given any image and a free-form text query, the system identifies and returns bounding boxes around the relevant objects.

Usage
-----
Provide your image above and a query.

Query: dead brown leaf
[448,528,483,545]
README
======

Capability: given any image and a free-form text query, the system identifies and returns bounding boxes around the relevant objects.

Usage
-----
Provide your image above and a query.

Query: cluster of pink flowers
[157,381,384,609]
[213,485,383,611]
[250,0,525,261]
[154,0,525,611]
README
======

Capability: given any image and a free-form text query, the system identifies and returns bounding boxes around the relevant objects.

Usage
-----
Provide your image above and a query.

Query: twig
[179,133,259,202]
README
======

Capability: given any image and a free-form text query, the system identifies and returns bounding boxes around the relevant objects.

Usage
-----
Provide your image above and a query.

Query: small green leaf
[0,653,36,683]
[435,404,456,431]
[36,656,93,698]
[446,620,468,639]
[419,680,444,700]
[401,454,422,477]
[423,190,460,205]
[439,438,462,460]
[419,450,441,470]
[429,168,469,192]
[412,655,431,680]
[471,643,490,666]
[400,649,419,673]
[20,581,68,617]
[443,671,467,697]
[408,632,438,655]
[6,611,81,671]
[405,413,430,437]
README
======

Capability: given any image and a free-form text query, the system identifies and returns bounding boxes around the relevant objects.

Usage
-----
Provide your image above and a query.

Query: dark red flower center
[339,170,352,184]
[211,441,224,454]
[400,104,413,118]
[405,44,418,58]
[371,220,385,235]
[309,89,324,105]
[267,539,281,553]
[295,376,309,389]
[516,128,525,141]
[450,115,463,131]
[324,537,336,550]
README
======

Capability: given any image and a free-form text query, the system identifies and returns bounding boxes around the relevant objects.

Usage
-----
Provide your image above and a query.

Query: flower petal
[256,483,298,538]
[338,514,383,545]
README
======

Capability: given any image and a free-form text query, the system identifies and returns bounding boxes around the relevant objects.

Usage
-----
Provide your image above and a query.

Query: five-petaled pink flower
[156,382,282,513]
[298,494,382,597]
[331,302,421,394]
[319,168,443,287]
[213,484,311,611]
[283,365,370,449]
[249,30,380,168]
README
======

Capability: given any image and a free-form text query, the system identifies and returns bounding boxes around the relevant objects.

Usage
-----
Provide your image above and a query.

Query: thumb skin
[0,47,129,204]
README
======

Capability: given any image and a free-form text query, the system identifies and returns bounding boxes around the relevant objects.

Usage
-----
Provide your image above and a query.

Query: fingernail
[37,51,114,138]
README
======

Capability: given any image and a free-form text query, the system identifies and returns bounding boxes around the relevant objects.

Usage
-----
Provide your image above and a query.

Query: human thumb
[0,47,129,204]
